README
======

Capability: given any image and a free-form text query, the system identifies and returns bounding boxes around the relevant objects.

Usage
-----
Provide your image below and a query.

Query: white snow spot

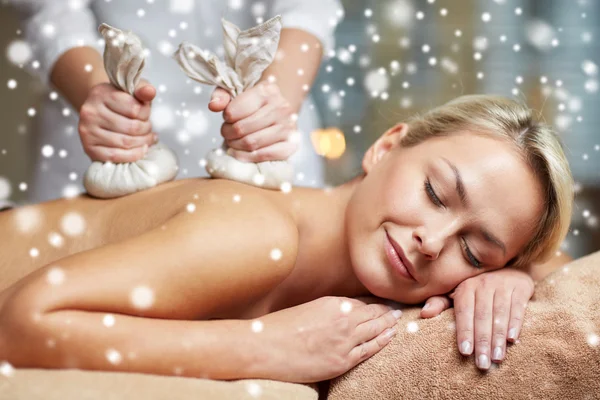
[246,382,262,398]
[130,286,155,309]
[270,248,282,261]
[0,361,15,377]
[60,212,86,236]
[340,301,353,314]
[103,314,116,327]
[407,321,419,333]
[251,320,263,333]
[6,40,32,65]
[47,267,65,285]
[106,348,122,365]
[14,206,43,233]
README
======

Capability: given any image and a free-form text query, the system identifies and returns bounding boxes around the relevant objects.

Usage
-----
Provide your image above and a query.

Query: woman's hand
[208,83,299,162]
[78,80,158,163]
[255,296,402,383]
[420,268,535,370]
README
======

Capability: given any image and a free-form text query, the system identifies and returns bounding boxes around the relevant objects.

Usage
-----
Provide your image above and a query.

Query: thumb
[419,296,452,319]
[208,87,232,112]
[134,81,156,103]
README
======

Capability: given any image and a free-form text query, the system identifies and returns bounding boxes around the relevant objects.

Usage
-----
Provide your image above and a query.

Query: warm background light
[310,128,346,159]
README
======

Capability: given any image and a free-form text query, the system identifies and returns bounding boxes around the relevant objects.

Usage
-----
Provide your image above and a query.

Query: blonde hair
[402,95,574,268]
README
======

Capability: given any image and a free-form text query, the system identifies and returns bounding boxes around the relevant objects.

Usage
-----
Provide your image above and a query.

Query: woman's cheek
[434,270,471,296]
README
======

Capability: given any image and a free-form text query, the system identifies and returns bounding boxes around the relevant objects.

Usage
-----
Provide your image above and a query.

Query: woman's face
[346,124,544,304]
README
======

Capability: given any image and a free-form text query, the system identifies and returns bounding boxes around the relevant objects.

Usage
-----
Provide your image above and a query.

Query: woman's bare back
[0,178,279,293]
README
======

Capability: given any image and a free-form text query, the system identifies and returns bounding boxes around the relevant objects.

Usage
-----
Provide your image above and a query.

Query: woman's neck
[266,176,371,311]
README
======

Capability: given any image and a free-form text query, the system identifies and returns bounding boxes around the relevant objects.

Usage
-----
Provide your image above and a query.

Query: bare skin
[0,178,397,383]
[0,178,364,318]
[0,129,571,382]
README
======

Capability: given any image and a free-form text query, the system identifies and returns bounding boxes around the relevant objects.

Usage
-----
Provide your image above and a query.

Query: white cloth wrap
[83,23,179,199]
[174,16,294,190]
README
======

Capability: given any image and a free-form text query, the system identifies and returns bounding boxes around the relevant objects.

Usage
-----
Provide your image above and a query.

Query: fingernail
[153,134,158,143]
[422,303,431,311]
[392,310,402,319]
[477,354,490,369]
[460,341,472,355]
[383,327,397,340]
[226,148,234,156]
[508,328,517,340]
[493,346,502,361]
[209,96,220,103]
[142,144,148,155]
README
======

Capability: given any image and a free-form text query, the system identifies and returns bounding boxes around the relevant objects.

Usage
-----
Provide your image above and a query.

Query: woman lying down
[0,95,573,383]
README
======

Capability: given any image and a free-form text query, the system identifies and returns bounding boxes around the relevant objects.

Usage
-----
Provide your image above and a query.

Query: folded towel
[174,16,294,190]
[0,369,318,400]
[328,251,600,400]
[83,24,179,199]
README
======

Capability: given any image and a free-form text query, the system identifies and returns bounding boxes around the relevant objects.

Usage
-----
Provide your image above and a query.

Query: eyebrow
[442,157,507,256]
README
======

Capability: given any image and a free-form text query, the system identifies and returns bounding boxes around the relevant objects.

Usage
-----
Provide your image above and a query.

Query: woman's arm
[0,189,297,379]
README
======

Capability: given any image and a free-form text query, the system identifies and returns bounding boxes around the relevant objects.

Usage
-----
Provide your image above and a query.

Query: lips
[384,230,417,282]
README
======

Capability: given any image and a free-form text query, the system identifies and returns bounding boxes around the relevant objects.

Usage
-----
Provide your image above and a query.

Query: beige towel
[173,16,294,190]
[328,251,600,399]
[0,369,318,400]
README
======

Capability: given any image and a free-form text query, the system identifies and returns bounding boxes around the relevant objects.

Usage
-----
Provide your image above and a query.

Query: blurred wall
[0,3,42,204]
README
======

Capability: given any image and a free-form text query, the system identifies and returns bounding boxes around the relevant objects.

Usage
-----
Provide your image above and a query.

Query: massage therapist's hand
[256,296,401,383]
[208,83,299,162]
[78,79,158,163]
[420,269,534,370]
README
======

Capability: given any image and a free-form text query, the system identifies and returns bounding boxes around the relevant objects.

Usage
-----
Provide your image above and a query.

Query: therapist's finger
[98,105,152,136]
[226,139,298,163]
[103,90,145,120]
[227,124,290,152]
[223,82,276,123]
[232,102,293,137]
[89,127,156,150]
[105,99,152,122]
[86,144,149,163]
[134,82,156,103]
[133,101,153,122]
[208,87,232,112]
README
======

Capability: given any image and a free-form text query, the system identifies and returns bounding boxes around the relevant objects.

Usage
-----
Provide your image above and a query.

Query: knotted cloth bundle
[173,15,294,190]
[83,23,179,199]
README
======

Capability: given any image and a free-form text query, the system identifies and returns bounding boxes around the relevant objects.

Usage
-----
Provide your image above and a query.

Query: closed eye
[425,179,444,208]
[461,238,482,269]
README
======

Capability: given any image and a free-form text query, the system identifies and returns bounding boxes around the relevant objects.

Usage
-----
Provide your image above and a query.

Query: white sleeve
[7,0,99,84]
[270,0,344,54]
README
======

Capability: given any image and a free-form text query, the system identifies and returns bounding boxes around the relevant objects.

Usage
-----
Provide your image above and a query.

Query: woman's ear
[362,123,409,173]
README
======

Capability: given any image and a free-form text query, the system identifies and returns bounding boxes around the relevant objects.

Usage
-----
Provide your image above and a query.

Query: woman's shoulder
[190,179,296,219]
[177,178,300,263]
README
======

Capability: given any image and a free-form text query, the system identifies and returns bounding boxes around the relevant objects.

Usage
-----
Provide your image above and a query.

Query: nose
[412,214,460,260]
[412,226,444,260]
